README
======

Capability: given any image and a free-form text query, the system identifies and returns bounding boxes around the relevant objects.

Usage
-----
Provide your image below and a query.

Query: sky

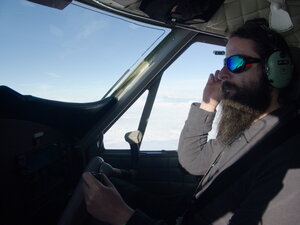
[0,0,225,150]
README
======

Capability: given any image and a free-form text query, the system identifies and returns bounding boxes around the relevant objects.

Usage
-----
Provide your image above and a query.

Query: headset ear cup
[266,51,294,88]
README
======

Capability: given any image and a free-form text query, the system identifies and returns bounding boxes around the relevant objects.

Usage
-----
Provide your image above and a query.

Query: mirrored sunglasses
[224,55,262,73]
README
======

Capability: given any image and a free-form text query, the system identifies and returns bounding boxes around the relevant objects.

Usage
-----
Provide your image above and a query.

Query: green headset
[265,50,294,89]
[245,19,294,89]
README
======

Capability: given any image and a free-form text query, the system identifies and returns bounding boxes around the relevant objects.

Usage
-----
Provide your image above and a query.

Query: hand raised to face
[200,70,222,112]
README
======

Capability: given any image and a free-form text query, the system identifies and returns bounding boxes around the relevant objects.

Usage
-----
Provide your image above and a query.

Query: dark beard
[217,78,271,145]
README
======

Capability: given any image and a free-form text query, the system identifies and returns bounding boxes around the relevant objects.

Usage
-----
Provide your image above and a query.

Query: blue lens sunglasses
[224,55,262,73]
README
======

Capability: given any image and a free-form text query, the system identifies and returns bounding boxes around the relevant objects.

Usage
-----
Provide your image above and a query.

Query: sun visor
[139,0,225,24]
[26,0,72,9]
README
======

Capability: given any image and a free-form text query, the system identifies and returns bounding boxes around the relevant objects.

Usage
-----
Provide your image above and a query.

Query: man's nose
[218,66,231,81]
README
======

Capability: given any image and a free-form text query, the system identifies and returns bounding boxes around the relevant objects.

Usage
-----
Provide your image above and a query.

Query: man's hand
[200,70,222,112]
[82,172,134,225]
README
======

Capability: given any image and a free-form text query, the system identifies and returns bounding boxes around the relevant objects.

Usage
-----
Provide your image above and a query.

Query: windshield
[0,0,169,102]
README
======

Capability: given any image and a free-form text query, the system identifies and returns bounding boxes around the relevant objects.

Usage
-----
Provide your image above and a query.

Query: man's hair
[230,18,290,61]
[230,18,294,105]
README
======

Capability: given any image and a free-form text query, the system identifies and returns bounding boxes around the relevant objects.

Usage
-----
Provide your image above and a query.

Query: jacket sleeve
[177,103,220,175]
[126,209,167,225]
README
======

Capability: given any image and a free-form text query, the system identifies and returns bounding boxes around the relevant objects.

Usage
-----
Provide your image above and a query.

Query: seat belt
[124,74,162,169]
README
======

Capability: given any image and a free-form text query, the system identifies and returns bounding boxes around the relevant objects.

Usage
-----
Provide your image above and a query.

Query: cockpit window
[0,0,169,102]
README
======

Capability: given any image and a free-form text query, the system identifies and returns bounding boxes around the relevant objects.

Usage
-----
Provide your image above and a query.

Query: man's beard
[217,77,271,145]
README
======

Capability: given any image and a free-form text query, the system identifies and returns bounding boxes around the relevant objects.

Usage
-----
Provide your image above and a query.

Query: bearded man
[177,18,299,224]
[81,19,300,225]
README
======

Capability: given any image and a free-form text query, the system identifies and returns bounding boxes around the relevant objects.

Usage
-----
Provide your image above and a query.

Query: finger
[101,174,115,188]
[82,181,89,200]
[207,73,214,84]
[82,174,92,189]
[213,70,220,81]
[82,178,91,202]
[82,172,103,190]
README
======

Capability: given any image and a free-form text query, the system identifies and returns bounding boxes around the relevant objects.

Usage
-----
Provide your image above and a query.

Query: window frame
[101,31,227,151]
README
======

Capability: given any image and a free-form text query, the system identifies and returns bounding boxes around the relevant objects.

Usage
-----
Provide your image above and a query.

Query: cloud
[76,20,107,40]
[50,25,63,38]
[104,100,191,149]
[104,93,219,150]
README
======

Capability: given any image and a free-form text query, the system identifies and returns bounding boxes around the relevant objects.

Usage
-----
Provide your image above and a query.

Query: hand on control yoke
[82,172,134,225]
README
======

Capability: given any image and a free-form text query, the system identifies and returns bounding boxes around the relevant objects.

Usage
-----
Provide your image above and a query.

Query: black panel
[0,119,82,225]
[0,86,117,137]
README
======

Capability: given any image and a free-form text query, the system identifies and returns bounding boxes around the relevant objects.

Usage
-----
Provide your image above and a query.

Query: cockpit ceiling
[85,0,300,48]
